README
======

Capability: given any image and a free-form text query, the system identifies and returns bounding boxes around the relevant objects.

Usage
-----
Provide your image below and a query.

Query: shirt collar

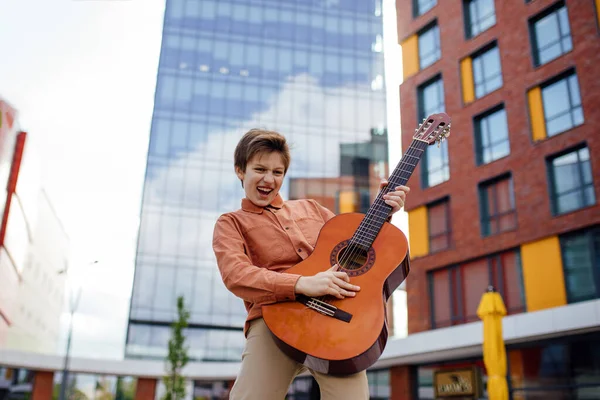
[241,193,284,214]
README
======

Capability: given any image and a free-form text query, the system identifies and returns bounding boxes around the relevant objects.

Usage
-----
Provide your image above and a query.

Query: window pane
[476,107,510,165]
[432,270,451,327]
[533,5,572,66]
[417,0,437,16]
[467,0,496,37]
[428,201,450,253]
[473,46,502,98]
[461,259,489,322]
[561,230,597,303]
[418,25,440,69]
[500,251,525,313]
[550,147,594,215]
[543,73,584,136]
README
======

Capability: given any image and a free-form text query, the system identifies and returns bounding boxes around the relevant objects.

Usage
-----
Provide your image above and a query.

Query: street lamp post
[57,260,98,400]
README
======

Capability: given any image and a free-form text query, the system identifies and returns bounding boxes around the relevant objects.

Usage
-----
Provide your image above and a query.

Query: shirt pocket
[295,217,324,248]
[244,224,286,268]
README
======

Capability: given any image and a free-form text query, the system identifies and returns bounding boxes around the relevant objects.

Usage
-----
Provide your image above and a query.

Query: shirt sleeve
[310,199,336,222]
[212,214,301,305]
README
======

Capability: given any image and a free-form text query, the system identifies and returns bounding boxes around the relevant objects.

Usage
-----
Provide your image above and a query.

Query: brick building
[395,0,600,398]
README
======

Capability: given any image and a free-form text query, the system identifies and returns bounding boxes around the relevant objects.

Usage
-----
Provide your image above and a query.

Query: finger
[333,271,350,282]
[328,287,344,299]
[395,185,410,192]
[379,180,388,189]
[329,264,340,271]
[338,288,356,297]
[334,276,360,291]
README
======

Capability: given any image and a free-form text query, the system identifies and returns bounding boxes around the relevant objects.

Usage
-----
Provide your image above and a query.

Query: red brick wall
[396,0,600,334]
[390,365,414,400]
[135,378,157,400]
[32,371,54,400]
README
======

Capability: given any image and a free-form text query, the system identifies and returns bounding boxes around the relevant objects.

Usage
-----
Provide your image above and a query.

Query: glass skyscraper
[126,0,389,362]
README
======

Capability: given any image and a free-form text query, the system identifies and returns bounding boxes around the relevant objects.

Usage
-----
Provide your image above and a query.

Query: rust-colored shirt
[212,193,335,335]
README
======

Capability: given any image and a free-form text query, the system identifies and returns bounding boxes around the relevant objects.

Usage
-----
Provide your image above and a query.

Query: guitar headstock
[413,113,451,147]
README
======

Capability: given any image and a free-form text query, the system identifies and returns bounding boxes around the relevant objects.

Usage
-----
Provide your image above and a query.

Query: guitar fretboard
[350,139,429,248]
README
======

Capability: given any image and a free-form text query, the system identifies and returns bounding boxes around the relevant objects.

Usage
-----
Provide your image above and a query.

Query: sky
[0,0,406,359]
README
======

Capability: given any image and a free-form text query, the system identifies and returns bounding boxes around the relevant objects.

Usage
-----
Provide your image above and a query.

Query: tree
[162,295,191,400]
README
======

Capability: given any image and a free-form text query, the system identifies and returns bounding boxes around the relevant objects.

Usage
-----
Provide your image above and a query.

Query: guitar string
[310,141,426,304]
[323,138,428,303]
[339,122,445,273]
[336,140,426,273]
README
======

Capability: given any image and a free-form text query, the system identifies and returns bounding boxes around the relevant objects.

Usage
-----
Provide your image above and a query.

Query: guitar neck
[351,139,429,248]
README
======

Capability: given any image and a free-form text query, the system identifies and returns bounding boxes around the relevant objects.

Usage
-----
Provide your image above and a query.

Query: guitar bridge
[296,295,352,323]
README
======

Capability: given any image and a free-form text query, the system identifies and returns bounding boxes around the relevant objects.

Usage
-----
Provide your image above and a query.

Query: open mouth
[257,187,273,197]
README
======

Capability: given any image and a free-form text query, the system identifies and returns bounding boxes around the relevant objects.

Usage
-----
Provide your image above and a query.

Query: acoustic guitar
[262,113,451,376]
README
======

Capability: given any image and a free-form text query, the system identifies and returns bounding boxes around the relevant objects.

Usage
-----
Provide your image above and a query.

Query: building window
[479,174,517,237]
[474,105,510,165]
[414,0,437,17]
[542,71,584,137]
[464,0,496,38]
[530,2,572,67]
[429,249,525,329]
[418,22,441,69]
[548,145,595,215]
[472,44,503,98]
[428,199,451,253]
[418,76,449,188]
[560,226,600,304]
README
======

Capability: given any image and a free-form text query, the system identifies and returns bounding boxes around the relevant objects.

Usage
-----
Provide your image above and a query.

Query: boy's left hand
[380,180,410,215]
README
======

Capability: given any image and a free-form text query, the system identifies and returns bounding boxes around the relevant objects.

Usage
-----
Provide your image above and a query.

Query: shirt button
[285,227,289,230]
[298,249,302,252]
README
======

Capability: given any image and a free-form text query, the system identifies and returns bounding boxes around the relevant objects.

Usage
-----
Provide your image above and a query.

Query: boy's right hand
[294,265,361,299]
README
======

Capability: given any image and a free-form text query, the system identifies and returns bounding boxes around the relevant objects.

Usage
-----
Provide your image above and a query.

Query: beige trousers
[229,318,369,400]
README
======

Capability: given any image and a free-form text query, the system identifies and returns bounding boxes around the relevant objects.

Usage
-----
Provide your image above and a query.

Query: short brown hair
[234,129,291,174]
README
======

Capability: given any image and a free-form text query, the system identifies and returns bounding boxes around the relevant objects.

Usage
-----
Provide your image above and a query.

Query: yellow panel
[527,87,547,141]
[401,35,419,80]
[460,57,475,104]
[408,206,429,258]
[521,236,567,312]
[339,191,357,213]
[596,0,600,29]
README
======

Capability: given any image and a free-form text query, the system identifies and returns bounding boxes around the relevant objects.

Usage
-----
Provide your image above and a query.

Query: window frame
[413,0,437,18]
[478,173,518,237]
[427,197,452,253]
[546,143,596,216]
[559,226,600,304]
[528,1,572,67]
[417,75,449,188]
[464,0,497,39]
[418,20,441,69]
[540,69,584,138]
[429,249,526,329]
[473,103,510,165]
[471,41,503,99]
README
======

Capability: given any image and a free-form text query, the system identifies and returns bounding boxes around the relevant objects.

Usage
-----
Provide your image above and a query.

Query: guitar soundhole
[330,240,376,277]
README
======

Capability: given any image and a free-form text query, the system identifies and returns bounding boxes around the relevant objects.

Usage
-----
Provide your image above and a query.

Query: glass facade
[127,0,388,361]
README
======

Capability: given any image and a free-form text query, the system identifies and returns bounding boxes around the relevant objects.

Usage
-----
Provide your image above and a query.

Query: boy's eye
[274,171,283,175]
[255,168,265,172]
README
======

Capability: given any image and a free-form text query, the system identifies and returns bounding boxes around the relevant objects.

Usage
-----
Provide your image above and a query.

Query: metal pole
[59,287,81,400]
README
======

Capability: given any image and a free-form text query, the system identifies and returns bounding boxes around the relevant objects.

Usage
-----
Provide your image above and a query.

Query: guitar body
[262,213,410,376]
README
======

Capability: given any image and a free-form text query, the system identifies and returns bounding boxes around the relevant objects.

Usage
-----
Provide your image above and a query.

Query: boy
[212,129,409,399]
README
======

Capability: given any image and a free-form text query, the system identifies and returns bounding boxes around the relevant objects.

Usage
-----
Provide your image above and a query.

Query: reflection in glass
[128,0,388,361]
[473,46,502,99]
[542,73,583,137]
[532,4,572,66]
[549,147,595,215]
[475,107,510,165]
[466,0,496,38]
[418,77,448,188]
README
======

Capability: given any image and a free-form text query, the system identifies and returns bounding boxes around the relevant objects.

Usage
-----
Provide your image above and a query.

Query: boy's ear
[235,166,244,181]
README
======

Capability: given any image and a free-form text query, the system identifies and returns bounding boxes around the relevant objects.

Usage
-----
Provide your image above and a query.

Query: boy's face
[236,151,286,207]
